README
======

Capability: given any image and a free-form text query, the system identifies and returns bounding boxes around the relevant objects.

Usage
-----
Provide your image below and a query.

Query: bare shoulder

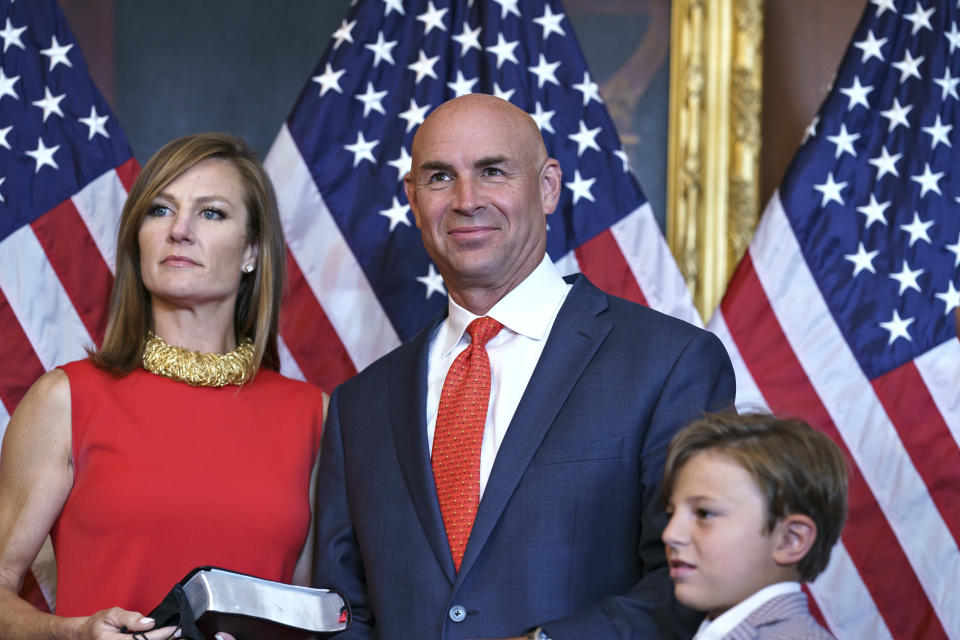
[1,368,72,466]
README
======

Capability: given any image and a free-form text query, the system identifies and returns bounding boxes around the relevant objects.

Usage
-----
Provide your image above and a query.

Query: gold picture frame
[667,0,764,321]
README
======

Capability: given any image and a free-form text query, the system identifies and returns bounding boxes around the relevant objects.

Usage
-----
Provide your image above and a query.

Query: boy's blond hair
[663,412,848,581]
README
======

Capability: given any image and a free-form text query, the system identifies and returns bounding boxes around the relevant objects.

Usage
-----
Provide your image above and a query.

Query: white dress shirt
[425,255,571,498]
[692,582,802,640]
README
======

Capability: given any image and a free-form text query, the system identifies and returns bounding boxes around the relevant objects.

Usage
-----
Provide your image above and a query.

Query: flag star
[79,105,110,140]
[387,146,412,177]
[365,31,398,67]
[25,137,60,172]
[533,4,566,39]
[452,23,482,56]
[0,125,11,150]
[40,35,73,70]
[911,162,943,197]
[31,87,66,122]
[922,114,952,150]
[946,22,960,54]
[492,82,515,102]
[332,19,356,49]
[935,281,960,315]
[813,172,847,206]
[565,170,596,205]
[871,0,897,15]
[903,3,934,35]
[491,0,521,19]
[826,124,860,158]
[529,101,555,134]
[408,50,439,83]
[614,148,630,172]
[417,263,446,298]
[869,146,901,179]
[399,98,430,133]
[0,18,26,53]
[889,261,923,295]
[844,242,879,276]
[880,98,912,132]
[573,72,602,106]
[355,82,388,117]
[879,310,914,345]
[892,50,923,83]
[934,68,960,101]
[0,176,4,202]
[344,131,379,166]
[382,0,405,16]
[840,77,872,110]
[312,63,345,97]
[417,1,448,34]
[856,194,889,228]
[379,197,411,231]
[568,120,602,156]
[486,33,519,69]
[527,54,561,89]
[854,30,886,62]
[0,68,19,101]
[948,232,960,267]
[802,115,819,143]
[899,212,934,246]
[447,71,477,97]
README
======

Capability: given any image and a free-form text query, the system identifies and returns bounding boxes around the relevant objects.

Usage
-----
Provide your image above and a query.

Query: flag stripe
[719,249,943,639]
[30,200,113,345]
[0,226,93,371]
[277,334,306,382]
[609,204,700,326]
[752,193,957,636]
[0,289,44,424]
[872,363,960,545]
[914,338,960,436]
[280,249,357,390]
[266,124,400,373]
[573,229,647,306]
[69,165,135,274]
[705,313,766,411]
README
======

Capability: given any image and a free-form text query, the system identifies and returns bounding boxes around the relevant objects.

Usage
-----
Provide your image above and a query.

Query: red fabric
[51,360,323,617]
[431,317,502,571]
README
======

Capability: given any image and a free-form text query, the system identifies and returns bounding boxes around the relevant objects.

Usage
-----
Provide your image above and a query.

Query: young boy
[661,412,848,639]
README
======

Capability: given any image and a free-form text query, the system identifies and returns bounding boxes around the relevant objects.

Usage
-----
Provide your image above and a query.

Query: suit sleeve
[538,330,735,639]
[312,388,374,639]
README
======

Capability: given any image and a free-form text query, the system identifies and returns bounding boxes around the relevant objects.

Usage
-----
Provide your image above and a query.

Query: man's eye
[482,167,504,177]
[201,208,225,220]
[428,172,451,183]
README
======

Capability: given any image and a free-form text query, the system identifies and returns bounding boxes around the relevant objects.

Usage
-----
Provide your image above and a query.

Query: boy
[661,412,848,639]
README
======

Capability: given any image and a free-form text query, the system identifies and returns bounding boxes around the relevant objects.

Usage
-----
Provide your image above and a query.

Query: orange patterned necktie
[432,315,504,571]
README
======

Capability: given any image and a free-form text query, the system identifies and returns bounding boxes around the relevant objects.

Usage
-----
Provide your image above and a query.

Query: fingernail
[139,617,154,625]
[215,635,225,640]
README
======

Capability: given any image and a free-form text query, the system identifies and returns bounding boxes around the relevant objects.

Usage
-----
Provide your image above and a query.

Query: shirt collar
[439,255,569,357]
[693,582,801,640]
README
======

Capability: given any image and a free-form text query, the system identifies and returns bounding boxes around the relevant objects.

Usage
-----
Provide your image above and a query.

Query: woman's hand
[70,608,177,640]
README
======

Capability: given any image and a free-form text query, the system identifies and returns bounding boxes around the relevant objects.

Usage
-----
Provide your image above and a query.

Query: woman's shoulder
[250,368,325,403]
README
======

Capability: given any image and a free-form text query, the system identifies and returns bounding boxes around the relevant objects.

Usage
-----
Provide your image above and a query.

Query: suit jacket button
[448,604,467,622]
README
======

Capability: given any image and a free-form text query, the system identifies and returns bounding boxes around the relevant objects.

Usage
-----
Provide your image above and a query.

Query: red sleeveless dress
[51,359,323,617]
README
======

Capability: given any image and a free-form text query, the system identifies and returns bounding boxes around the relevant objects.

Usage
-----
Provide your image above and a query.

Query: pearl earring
[243,263,254,274]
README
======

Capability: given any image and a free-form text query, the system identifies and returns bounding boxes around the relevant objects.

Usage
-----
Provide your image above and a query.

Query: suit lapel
[388,315,456,583]
[457,276,611,580]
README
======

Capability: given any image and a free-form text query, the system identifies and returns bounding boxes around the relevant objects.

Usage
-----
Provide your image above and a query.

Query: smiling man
[312,94,735,640]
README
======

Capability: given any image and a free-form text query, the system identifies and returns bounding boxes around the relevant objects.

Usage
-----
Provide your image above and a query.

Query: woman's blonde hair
[91,133,284,376]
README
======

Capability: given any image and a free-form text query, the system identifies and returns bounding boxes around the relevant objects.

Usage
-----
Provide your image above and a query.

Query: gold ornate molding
[668,0,763,321]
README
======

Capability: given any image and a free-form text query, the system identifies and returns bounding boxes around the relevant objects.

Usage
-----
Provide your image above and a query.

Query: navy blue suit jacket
[313,274,735,639]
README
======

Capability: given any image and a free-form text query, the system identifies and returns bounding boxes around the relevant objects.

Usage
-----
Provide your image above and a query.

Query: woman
[0,134,324,639]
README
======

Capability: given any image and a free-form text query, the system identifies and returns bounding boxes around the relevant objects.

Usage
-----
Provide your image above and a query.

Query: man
[313,94,735,639]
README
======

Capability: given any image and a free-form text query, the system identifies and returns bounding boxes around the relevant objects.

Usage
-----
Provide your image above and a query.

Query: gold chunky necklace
[142,331,255,387]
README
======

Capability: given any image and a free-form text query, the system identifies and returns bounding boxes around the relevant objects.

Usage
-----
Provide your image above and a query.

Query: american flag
[264,0,697,390]
[0,0,137,610]
[709,0,959,637]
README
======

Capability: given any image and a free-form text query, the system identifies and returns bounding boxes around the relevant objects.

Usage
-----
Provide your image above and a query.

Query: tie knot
[466,316,503,347]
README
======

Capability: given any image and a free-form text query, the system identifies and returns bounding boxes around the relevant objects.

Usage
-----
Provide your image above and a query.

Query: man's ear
[403,172,422,228]
[772,513,817,567]
[540,158,562,216]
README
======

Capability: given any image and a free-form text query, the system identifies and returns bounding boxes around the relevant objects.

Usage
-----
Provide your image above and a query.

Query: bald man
[312,95,735,640]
